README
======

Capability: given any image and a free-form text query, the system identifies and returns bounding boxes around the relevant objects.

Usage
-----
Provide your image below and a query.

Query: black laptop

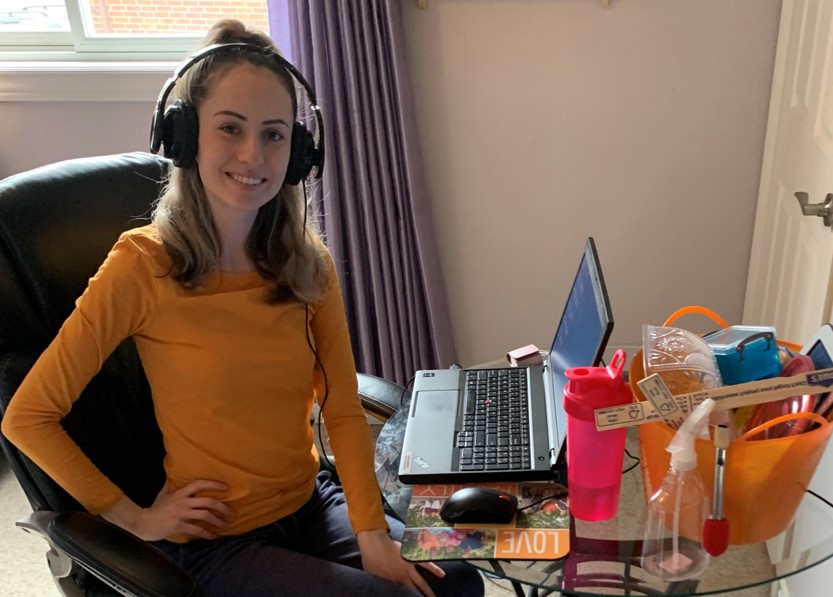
[398,238,613,484]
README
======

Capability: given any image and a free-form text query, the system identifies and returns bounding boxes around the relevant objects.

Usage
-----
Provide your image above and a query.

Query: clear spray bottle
[641,398,714,581]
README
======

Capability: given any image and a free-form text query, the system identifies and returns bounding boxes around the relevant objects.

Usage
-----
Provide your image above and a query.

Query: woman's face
[196,63,295,225]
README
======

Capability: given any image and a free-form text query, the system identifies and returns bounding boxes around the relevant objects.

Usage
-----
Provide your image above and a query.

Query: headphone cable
[299,182,334,469]
[307,301,333,469]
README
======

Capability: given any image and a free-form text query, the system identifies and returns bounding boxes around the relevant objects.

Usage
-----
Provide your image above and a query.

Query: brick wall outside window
[88,0,268,34]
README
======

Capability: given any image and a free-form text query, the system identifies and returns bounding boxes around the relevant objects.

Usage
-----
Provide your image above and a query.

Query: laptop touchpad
[413,390,458,417]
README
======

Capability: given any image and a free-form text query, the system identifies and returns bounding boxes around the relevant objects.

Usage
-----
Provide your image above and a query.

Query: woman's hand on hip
[103,479,234,541]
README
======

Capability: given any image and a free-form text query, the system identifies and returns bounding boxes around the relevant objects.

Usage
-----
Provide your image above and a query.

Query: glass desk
[375,392,833,596]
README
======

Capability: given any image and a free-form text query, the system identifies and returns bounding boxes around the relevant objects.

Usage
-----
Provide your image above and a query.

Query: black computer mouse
[439,487,518,525]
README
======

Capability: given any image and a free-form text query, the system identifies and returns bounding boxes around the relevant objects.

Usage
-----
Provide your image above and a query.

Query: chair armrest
[44,511,199,597]
[356,373,409,421]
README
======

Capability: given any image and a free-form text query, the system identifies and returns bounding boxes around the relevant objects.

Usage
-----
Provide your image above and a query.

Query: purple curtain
[266,0,456,384]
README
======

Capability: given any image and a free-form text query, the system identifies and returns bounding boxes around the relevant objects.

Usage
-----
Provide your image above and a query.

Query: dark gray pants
[152,472,485,597]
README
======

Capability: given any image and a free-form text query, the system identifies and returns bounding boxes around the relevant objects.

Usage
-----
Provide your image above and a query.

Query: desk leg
[489,560,531,597]
[664,579,700,594]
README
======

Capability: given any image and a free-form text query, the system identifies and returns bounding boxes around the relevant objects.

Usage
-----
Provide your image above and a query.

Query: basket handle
[663,306,730,329]
[737,412,828,442]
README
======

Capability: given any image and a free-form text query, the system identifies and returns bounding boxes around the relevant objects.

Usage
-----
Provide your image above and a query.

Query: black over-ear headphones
[149,42,325,185]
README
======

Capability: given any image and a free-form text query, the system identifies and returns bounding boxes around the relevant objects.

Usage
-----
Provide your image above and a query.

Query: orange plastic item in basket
[631,306,832,545]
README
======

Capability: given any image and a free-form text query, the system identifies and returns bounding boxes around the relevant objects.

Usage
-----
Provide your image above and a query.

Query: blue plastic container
[702,326,782,385]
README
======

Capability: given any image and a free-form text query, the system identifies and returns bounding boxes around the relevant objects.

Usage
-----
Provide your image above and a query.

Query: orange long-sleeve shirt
[2,225,387,540]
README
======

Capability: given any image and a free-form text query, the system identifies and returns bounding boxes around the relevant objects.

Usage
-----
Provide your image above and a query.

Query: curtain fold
[267,0,455,383]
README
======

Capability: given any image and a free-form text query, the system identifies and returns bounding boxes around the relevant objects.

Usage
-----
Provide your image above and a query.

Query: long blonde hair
[152,19,327,303]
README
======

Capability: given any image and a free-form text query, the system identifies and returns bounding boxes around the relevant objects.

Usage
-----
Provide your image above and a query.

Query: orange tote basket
[631,306,833,545]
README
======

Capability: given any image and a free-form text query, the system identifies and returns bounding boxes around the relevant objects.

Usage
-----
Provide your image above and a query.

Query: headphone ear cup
[284,123,316,186]
[150,108,164,154]
[162,100,199,168]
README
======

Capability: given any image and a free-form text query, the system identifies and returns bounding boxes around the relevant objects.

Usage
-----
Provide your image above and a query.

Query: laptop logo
[422,372,435,377]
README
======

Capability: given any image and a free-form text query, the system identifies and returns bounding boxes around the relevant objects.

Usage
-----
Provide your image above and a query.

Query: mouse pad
[400,482,570,562]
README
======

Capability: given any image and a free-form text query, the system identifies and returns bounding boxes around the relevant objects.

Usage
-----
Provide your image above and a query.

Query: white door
[744,1,833,596]
[744,0,833,343]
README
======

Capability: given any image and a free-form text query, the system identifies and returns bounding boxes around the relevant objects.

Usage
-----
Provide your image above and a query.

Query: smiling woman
[1,17,484,597]
[195,64,295,260]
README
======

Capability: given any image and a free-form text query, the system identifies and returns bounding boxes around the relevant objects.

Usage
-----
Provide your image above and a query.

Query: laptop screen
[547,237,614,451]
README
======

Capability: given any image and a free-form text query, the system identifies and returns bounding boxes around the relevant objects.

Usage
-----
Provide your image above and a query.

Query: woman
[2,19,483,597]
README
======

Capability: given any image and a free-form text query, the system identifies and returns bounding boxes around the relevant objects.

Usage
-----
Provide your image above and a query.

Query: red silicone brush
[703,424,730,556]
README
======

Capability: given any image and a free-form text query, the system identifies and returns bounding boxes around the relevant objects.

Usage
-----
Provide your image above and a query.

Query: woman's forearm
[100,494,144,535]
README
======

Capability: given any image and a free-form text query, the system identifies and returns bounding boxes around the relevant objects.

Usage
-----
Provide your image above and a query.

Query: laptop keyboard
[455,369,532,471]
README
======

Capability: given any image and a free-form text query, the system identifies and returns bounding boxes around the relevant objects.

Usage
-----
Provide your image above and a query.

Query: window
[0,0,273,61]
[0,1,292,103]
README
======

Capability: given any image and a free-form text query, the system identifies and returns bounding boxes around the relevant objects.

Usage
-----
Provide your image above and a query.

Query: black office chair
[0,152,407,597]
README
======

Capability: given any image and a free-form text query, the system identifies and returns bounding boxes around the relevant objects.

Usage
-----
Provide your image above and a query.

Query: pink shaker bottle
[562,349,631,521]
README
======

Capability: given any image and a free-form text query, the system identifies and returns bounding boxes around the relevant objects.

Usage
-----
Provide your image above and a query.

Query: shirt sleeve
[1,231,159,513]
[308,251,388,534]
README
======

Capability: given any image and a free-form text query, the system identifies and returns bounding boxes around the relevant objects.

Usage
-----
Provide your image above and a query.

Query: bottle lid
[564,349,630,407]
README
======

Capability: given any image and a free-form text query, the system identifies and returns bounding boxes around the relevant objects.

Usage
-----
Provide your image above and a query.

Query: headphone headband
[149,42,325,178]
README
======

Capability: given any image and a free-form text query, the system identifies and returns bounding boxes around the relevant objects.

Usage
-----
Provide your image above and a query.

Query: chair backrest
[0,152,172,514]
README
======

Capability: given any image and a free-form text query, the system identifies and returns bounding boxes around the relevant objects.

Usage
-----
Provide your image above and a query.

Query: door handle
[795,192,833,229]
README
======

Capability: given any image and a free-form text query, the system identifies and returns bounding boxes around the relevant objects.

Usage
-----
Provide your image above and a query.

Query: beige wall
[0,102,150,176]
[401,0,781,366]
[0,0,782,369]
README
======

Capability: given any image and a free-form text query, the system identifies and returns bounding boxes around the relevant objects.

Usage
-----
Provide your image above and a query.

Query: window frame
[0,61,174,102]
[0,0,286,102]
[0,0,221,62]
